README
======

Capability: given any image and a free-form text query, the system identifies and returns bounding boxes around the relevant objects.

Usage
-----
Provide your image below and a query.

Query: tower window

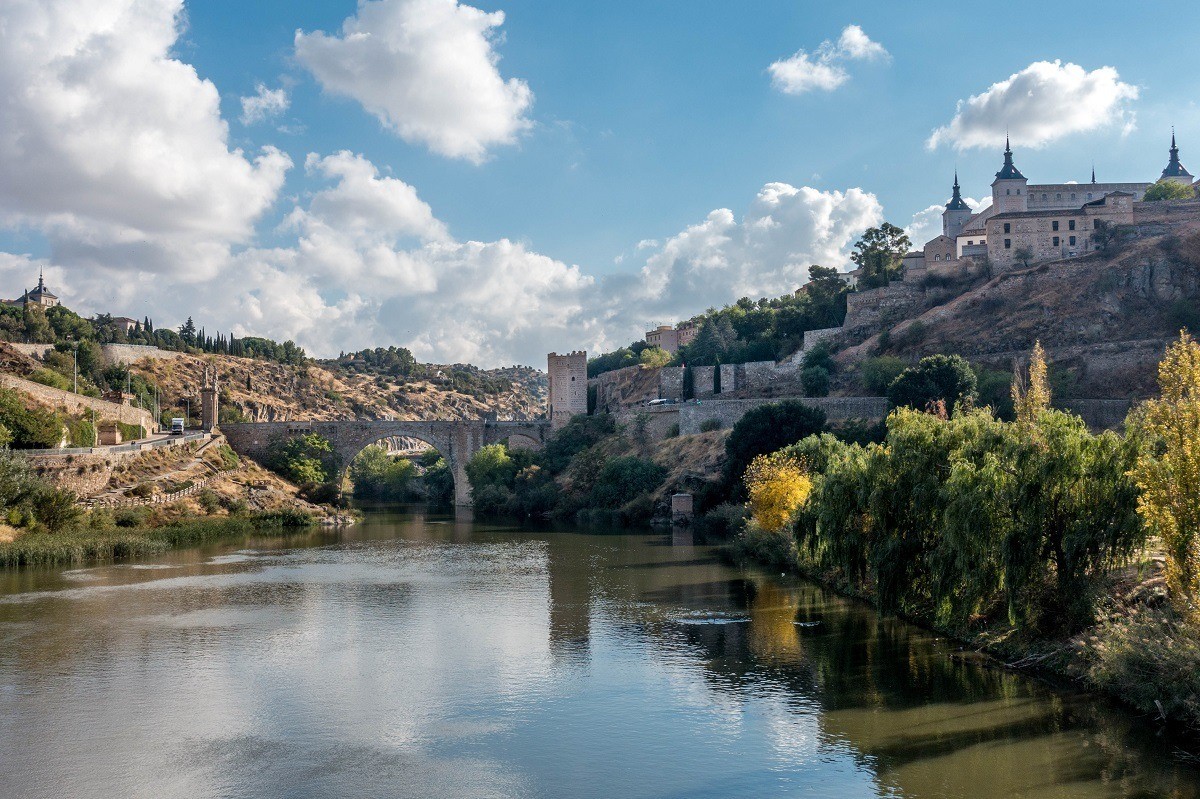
[1006,189,1011,195]
[1069,220,1076,231]
[1052,221,1059,231]
[1004,239,1012,249]
[1017,189,1021,195]
[1042,193,1047,200]
[1056,193,1062,199]
[1071,193,1076,200]
[1003,223,1011,233]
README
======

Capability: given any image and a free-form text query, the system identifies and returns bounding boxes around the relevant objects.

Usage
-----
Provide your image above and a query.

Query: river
[0,508,1196,798]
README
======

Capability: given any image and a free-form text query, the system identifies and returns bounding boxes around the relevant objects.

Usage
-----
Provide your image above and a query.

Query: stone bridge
[221,419,550,506]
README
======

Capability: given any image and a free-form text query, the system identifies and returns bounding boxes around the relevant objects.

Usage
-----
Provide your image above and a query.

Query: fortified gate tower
[547,351,587,430]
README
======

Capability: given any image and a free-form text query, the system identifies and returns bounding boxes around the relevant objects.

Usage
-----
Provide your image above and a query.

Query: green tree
[267,433,338,486]
[0,388,62,448]
[1143,179,1196,201]
[851,223,911,289]
[589,456,667,509]
[725,400,827,486]
[801,366,830,397]
[887,354,978,414]
[639,346,672,369]
[348,445,417,500]
[688,317,738,366]
[861,356,908,395]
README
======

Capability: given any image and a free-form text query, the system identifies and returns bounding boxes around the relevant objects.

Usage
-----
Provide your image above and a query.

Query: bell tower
[991,136,1028,213]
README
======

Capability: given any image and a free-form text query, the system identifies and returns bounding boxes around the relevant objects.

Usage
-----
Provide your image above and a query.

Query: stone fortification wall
[614,406,680,441]
[679,397,888,435]
[843,282,923,339]
[100,344,184,364]
[691,366,716,397]
[590,364,684,413]
[0,373,154,430]
[7,343,53,359]
[22,433,211,495]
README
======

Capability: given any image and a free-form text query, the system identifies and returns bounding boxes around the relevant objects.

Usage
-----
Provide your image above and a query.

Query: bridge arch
[221,419,550,507]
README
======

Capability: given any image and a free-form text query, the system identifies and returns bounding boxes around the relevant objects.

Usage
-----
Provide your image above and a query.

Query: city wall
[0,373,154,430]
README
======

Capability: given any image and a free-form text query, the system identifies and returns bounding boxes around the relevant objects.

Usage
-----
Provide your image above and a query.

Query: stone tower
[1161,129,1193,185]
[200,367,219,431]
[547,351,587,430]
[991,136,1028,213]
[942,171,972,240]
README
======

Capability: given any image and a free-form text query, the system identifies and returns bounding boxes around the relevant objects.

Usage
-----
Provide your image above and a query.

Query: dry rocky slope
[839,221,1200,399]
[131,353,546,422]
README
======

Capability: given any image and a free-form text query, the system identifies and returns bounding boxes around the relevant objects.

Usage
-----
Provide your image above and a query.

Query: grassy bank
[0,509,317,568]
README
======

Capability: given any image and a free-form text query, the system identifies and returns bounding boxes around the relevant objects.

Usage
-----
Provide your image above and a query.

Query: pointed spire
[1091,163,1096,184]
[1162,127,1192,179]
[946,169,969,210]
[994,134,1026,182]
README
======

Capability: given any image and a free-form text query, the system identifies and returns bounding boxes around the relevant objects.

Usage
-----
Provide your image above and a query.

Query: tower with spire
[1161,129,1193,184]
[942,171,973,240]
[991,135,1029,213]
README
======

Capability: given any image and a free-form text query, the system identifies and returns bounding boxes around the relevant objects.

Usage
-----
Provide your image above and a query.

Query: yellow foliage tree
[744,452,812,534]
[1132,331,1200,614]
[1012,340,1051,426]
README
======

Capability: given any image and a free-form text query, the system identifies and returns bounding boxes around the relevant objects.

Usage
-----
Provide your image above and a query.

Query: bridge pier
[221,419,549,508]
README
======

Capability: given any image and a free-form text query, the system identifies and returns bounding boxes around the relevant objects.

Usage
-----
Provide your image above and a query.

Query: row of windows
[1052,236,1078,246]
[1050,219,1077,231]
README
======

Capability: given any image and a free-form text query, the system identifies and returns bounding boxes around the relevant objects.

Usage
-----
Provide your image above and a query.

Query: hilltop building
[910,132,1197,271]
[2,271,59,309]
[644,321,697,354]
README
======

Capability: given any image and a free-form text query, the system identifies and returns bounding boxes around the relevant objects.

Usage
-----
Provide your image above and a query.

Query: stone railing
[85,475,215,509]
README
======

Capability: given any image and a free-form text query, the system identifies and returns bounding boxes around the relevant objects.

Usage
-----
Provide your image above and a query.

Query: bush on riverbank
[0,509,316,567]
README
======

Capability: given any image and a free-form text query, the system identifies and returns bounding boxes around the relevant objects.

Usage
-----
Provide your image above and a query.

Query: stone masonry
[547,351,588,429]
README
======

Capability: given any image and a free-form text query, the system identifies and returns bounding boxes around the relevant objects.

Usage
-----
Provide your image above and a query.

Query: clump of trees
[886,354,978,414]
[266,433,339,490]
[348,445,419,501]
[1143,179,1197,202]
[330,346,514,398]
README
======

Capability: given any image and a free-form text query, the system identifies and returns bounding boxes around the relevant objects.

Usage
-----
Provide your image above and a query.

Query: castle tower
[991,135,1028,213]
[547,351,587,430]
[942,171,972,240]
[200,367,219,431]
[1161,129,1193,184]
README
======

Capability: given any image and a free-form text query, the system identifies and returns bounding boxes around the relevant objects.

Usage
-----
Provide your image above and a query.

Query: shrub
[887,354,978,414]
[0,388,63,449]
[699,418,722,432]
[215,444,240,470]
[696,503,747,540]
[29,368,71,391]
[639,346,673,369]
[539,414,616,475]
[800,342,835,373]
[666,423,680,438]
[724,400,827,486]
[800,366,830,397]
[589,456,666,509]
[860,356,908,395]
[196,489,222,514]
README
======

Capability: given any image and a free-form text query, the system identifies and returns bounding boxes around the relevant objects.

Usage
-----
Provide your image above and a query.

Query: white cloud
[904,195,989,247]
[295,0,534,163]
[611,183,883,331]
[927,60,1139,150]
[769,24,889,95]
[240,83,290,125]
[0,0,291,278]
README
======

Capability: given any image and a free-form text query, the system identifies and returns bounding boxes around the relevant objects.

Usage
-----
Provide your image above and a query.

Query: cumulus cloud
[927,60,1139,150]
[609,183,883,334]
[240,83,290,125]
[295,0,534,163]
[904,195,989,246]
[0,0,291,277]
[769,24,889,95]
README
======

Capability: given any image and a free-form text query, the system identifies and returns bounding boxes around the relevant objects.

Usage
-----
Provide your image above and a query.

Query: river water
[0,508,1196,798]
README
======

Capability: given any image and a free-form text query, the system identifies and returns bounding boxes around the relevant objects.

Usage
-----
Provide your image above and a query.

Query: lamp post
[72,342,78,395]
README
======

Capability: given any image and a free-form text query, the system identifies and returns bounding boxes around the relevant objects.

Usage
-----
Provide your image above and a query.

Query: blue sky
[1,0,1198,365]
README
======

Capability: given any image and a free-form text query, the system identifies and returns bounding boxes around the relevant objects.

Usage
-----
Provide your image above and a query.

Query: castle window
[1006,189,1011,195]
[1053,236,1060,246]
[1093,220,1100,229]
[1004,239,1012,249]
[1042,193,1048,200]
[1003,223,1011,233]
[1056,193,1061,199]
[1069,236,1076,246]
[1071,193,1076,200]
[1069,220,1076,231]
[1017,189,1021,195]
[934,254,940,261]
[1052,221,1059,231]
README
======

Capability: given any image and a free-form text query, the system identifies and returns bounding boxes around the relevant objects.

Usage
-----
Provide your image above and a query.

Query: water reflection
[0,509,1195,799]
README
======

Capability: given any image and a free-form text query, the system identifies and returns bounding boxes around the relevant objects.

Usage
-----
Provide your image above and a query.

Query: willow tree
[1132,332,1200,615]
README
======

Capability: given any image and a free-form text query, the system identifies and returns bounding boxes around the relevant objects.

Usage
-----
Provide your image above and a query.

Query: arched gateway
[221,420,550,506]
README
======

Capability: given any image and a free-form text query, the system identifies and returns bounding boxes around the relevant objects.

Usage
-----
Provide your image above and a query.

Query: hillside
[130,352,546,423]
[836,222,1200,399]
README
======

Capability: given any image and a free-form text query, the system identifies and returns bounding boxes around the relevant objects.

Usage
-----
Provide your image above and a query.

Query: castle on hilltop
[909,132,1197,272]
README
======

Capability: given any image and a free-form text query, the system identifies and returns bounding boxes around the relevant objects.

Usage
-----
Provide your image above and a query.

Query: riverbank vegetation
[727,334,1200,733]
